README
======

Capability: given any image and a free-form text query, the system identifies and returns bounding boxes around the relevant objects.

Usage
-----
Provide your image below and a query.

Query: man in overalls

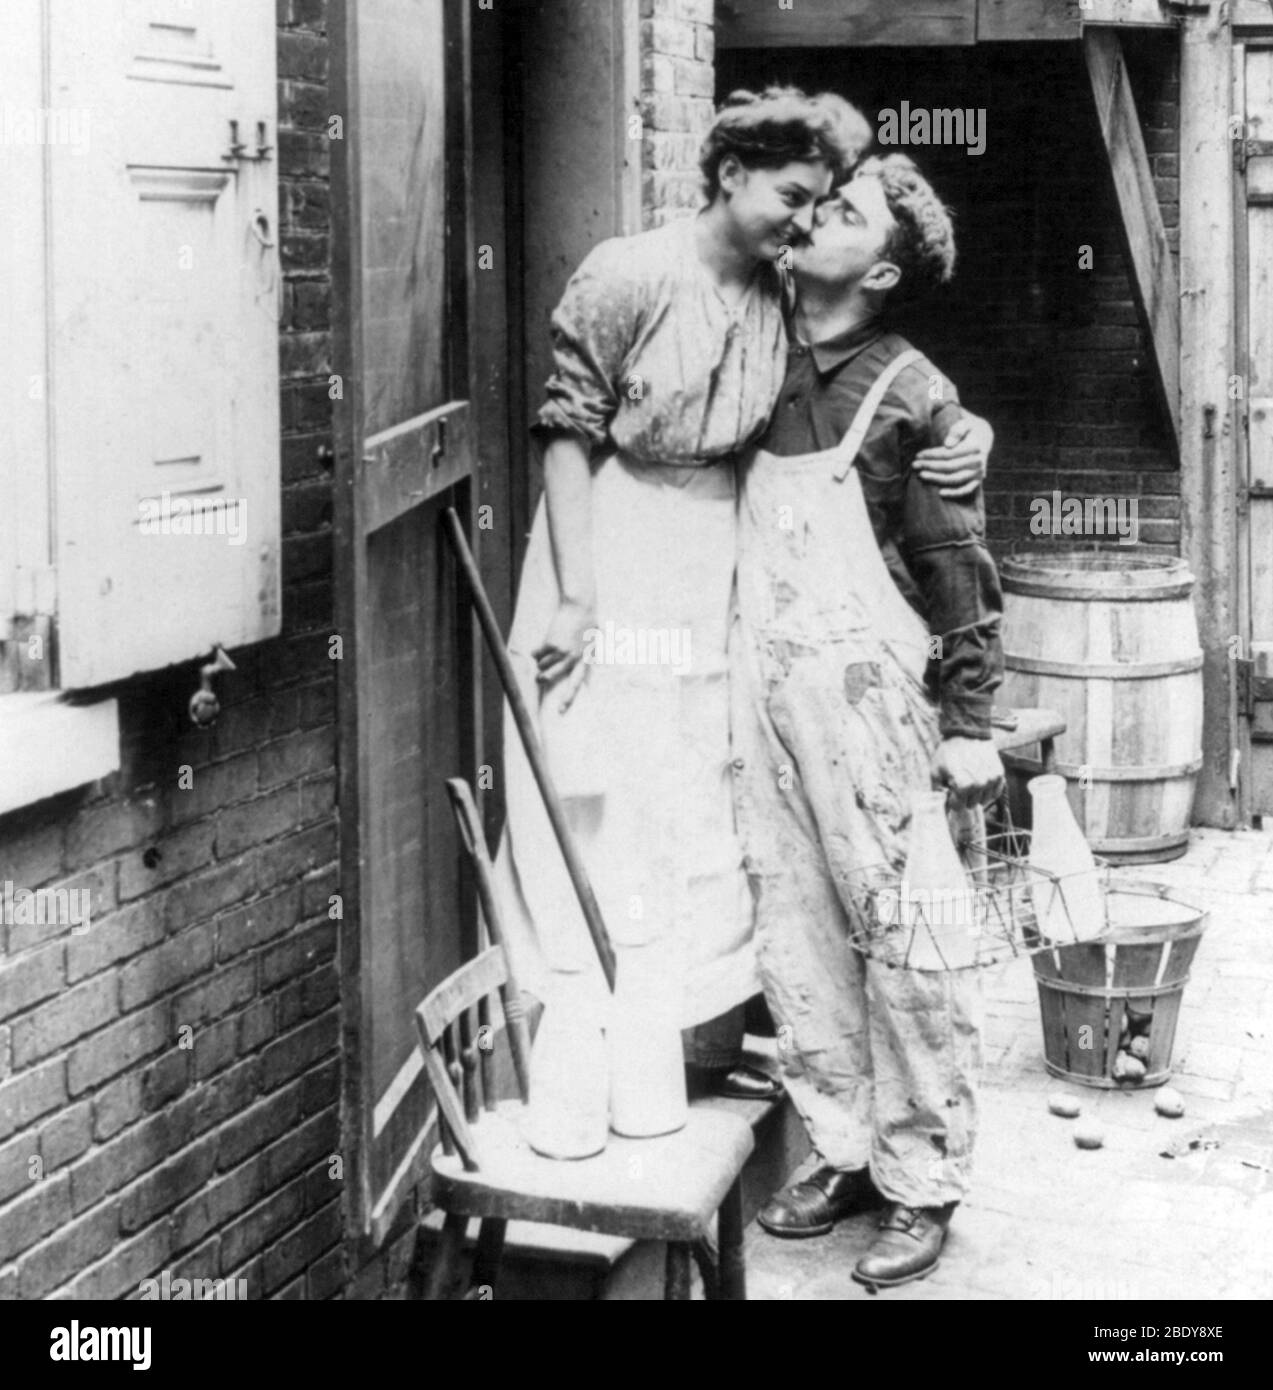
[733,153,1006,1288]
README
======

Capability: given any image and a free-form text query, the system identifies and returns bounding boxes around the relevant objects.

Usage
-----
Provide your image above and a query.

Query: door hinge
[1237,655,1273,718]
[1239,138,1273,185]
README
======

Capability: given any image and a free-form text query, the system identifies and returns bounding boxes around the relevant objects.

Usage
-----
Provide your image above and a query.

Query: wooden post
[1084,30,1181,451]
[1179,6,1240,828]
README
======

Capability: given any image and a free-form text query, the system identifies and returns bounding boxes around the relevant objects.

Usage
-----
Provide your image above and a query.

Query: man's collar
[791,313,887,376]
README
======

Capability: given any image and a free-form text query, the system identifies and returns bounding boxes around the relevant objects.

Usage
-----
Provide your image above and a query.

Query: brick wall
[716,37,1182,556]
[640,0,716,226]
[0,0,344,1301]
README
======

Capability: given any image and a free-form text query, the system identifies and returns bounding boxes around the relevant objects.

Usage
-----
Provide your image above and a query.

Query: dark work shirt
[759,317,1003,740]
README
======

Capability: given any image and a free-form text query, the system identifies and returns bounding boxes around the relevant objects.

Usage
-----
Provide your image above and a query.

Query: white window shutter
[0,1,54,657]
[50,0,281,689]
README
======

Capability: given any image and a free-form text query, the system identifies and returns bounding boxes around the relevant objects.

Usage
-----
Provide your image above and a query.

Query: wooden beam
[716,0,976,50]
[978,0,1079,42]
[1082,0,1176,27]
[716,0,1176,48]
[1179,7,1240,828]
[979,0,1173,42]
[1233,0,1273,36]
[1084,30,1181,451]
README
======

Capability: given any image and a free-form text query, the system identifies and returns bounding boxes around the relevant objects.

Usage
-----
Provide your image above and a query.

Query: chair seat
[991,704,1066,755]
[431,1100,755,1243]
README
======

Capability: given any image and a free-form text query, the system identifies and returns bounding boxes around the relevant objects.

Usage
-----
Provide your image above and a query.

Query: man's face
[793,173,898,292]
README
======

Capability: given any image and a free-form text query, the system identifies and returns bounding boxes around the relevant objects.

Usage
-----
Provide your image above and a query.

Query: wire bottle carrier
[844,825,1114,973]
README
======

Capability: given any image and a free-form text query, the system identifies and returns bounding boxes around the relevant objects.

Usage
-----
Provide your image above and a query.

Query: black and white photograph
[1,0,1271,1336]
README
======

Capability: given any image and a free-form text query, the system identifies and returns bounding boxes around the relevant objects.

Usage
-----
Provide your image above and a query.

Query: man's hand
[931,737,1005,810]
[913,413,994,499]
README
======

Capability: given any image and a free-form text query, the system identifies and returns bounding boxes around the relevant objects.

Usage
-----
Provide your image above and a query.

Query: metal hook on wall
[189,645,237,727]
[250,208,275,250]
[249,208,282,323]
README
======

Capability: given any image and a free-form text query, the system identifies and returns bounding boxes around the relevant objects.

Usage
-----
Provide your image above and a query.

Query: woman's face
[718,157,833,262]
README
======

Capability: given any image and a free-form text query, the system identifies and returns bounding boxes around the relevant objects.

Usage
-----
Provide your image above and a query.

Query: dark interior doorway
[717,39,1182,558]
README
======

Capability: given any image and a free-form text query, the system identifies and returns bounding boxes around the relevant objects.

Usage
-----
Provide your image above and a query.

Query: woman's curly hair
[854,153,956,301]
[699,86,872,201]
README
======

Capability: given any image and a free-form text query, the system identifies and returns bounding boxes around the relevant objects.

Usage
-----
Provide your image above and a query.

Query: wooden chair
[409,778,754,1301]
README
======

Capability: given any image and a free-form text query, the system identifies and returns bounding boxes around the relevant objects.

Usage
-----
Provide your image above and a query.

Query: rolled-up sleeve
[902,479,1004,740]
[532,238,645,449]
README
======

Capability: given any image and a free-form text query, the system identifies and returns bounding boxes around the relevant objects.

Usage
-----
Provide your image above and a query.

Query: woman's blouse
[534,216,789,466]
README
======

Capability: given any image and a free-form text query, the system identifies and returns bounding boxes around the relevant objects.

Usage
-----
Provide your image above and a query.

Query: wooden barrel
[1000,550,1203,864]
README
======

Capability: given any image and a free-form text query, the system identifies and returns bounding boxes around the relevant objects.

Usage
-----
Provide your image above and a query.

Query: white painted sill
[0,693,120,816]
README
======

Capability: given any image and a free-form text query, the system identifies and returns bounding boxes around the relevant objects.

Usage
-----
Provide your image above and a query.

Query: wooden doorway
[331,0,517,1245]
[1236,39,1273,817]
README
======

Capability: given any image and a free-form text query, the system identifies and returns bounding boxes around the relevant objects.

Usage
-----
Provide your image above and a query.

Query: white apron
[492,451,758,1026]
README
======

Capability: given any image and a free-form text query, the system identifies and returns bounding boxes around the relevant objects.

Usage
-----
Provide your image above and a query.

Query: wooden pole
[443,507,618,989]
[1180,4,1241,827]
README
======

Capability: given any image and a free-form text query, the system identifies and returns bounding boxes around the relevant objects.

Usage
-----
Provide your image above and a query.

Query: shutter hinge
[1237,138,1273,177]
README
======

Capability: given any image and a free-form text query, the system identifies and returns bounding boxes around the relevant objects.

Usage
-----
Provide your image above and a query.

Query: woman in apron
[494,88,985,1098]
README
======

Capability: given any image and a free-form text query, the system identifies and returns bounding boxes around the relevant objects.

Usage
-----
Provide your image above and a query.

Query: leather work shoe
[852,1203,957,1289]
[757,1166,883,1239]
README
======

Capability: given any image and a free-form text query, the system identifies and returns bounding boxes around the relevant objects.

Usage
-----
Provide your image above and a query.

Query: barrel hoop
[1005,654,1204,680]
[1041,1062,1173,1089]
[1089,831,1192,853]
[1002,579,1195,602]
[1001,755,1204,782]
[1033,974,1190,1001]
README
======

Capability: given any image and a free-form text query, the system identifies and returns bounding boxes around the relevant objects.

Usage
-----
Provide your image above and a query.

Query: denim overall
[731,351,982,1207]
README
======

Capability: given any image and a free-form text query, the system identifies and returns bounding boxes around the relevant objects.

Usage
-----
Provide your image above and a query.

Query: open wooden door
[332,0,489,1244]
[1236,39,1273,816]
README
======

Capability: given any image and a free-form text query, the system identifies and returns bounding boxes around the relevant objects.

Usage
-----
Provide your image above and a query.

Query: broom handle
[444,506,617,991]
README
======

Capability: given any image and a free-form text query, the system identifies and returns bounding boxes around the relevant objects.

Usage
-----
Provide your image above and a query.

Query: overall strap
[831,347,924,482]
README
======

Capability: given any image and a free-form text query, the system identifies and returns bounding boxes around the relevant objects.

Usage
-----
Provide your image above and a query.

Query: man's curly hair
[699,86,872,201]
[855,154,956,301]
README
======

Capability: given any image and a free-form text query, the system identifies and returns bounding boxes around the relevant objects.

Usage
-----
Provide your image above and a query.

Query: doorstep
[416,1037,808,1299]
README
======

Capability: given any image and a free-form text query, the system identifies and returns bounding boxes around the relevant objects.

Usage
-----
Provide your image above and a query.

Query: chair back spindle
[413,780,544,1171]
[444,779,533,1102]
[459,1005,481,1123]
[478,992,497,1112]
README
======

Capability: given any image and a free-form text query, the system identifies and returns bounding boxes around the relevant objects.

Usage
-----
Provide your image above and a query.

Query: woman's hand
[534,598,596,712]
[912,413,994,499]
